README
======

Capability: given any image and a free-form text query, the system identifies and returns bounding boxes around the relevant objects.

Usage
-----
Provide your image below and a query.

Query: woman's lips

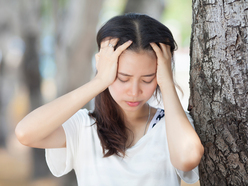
[126,101,141,107]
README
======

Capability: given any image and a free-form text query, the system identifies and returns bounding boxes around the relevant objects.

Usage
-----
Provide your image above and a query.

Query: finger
[100,39,110,49]
[150,43,164,59]
[159,43,171,59]
[109,38,119,47]
[114,40,133,56]
[101,38,119,49]
[159,43,167,55]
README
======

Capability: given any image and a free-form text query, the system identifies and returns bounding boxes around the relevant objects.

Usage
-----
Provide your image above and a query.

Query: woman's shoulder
[77,108,90,116]
[152,107,165,122]
[64,108,95,127]
[154,107,193,122]
[151,108,194,126]
[73,108,90,118]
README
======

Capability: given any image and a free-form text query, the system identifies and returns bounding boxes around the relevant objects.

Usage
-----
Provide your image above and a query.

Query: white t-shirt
[45,108,199,186]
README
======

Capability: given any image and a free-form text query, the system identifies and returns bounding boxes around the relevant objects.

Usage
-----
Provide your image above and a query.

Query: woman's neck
[123,104,149,122]
[123,104,150,129]
[124,104,156,148]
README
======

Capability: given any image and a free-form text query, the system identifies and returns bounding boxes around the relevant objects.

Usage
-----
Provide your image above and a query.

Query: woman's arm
[150,43,204,172]
[15,79,107,149]
[15,39,132,149]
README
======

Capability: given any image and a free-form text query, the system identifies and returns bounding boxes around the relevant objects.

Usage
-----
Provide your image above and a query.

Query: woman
[15,13,204,185]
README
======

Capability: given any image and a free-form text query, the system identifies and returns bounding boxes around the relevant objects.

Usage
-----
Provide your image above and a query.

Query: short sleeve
[175,111,200,183]
[176,166,199,184]
[45,109,89,177]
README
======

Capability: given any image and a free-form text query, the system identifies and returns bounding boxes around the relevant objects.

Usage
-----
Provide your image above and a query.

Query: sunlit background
[0,0,199,185]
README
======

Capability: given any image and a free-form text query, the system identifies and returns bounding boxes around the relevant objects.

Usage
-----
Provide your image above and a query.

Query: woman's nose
[128,82,141,96]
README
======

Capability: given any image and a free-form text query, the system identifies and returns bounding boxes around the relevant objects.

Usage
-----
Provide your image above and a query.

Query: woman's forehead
[118,50,157,74]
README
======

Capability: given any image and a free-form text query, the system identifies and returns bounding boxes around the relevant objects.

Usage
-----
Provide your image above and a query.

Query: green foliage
[41,0,69,19]
[162,0,192,47]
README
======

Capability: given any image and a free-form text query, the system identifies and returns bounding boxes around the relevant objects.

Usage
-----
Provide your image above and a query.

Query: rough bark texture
[189,0,248,185]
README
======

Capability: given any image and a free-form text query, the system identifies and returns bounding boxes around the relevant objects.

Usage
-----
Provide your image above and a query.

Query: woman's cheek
[146,81,158,95]
[108,81,125,99]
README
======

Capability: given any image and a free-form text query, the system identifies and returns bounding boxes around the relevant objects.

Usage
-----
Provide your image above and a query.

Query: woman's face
[108,50,157,112]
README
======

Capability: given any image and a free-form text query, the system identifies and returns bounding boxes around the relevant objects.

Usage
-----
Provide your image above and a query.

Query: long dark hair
[89,13,177,157]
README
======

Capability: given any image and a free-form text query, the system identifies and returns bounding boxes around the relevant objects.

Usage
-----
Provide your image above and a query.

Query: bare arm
[15,78,108,148]
[15,39,132,149]
[150,43,204,172]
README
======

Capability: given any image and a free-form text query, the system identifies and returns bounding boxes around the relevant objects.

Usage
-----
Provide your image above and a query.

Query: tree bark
[189,0,248,185]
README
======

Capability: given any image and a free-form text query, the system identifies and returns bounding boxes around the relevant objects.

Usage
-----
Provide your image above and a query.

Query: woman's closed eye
[118,77,129,83]
[143,78,154,84]
[117,77,155,84]
[142,77,156,84]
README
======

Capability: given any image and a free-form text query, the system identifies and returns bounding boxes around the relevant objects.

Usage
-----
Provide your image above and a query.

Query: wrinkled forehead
[118,50,157,74]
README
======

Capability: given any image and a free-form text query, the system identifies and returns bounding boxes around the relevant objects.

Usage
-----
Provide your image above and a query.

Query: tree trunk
[19,0,52,179]
[189,0,248,185]
[53,0,103,185]
[0,58,7,148]
[0,0,21,148]
[55,0,103,110]
[124,0,165,20]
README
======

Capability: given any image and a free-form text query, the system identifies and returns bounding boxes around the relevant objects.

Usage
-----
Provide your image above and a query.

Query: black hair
[97,13,177,53]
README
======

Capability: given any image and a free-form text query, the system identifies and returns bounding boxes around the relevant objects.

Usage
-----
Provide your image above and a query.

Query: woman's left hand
[150,43,174,88]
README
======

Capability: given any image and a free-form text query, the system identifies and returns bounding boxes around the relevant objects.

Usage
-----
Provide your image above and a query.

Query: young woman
[15,13,204,185]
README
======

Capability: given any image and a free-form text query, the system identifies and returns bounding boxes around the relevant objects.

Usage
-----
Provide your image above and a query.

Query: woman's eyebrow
[118,72,156,77]
[142,73,156,77]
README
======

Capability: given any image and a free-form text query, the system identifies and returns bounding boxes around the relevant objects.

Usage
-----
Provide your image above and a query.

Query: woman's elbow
[15,124,32,147]
[177,144,204,172]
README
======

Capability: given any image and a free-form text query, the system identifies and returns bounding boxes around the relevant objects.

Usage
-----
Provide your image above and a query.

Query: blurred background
[0,0,198,185]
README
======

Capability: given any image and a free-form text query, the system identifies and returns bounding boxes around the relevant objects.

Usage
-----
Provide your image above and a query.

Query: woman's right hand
[95,38,132,87]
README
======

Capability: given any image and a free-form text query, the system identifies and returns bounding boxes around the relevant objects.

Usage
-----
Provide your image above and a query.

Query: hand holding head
[150,43,173,88]
[95,38,132,87]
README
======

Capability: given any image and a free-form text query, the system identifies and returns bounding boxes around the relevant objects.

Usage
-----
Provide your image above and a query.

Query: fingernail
[128,40,132,43]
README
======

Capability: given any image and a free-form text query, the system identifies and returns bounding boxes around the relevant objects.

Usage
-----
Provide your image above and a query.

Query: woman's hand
[95,38,132,87]
[150,43,173,88]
